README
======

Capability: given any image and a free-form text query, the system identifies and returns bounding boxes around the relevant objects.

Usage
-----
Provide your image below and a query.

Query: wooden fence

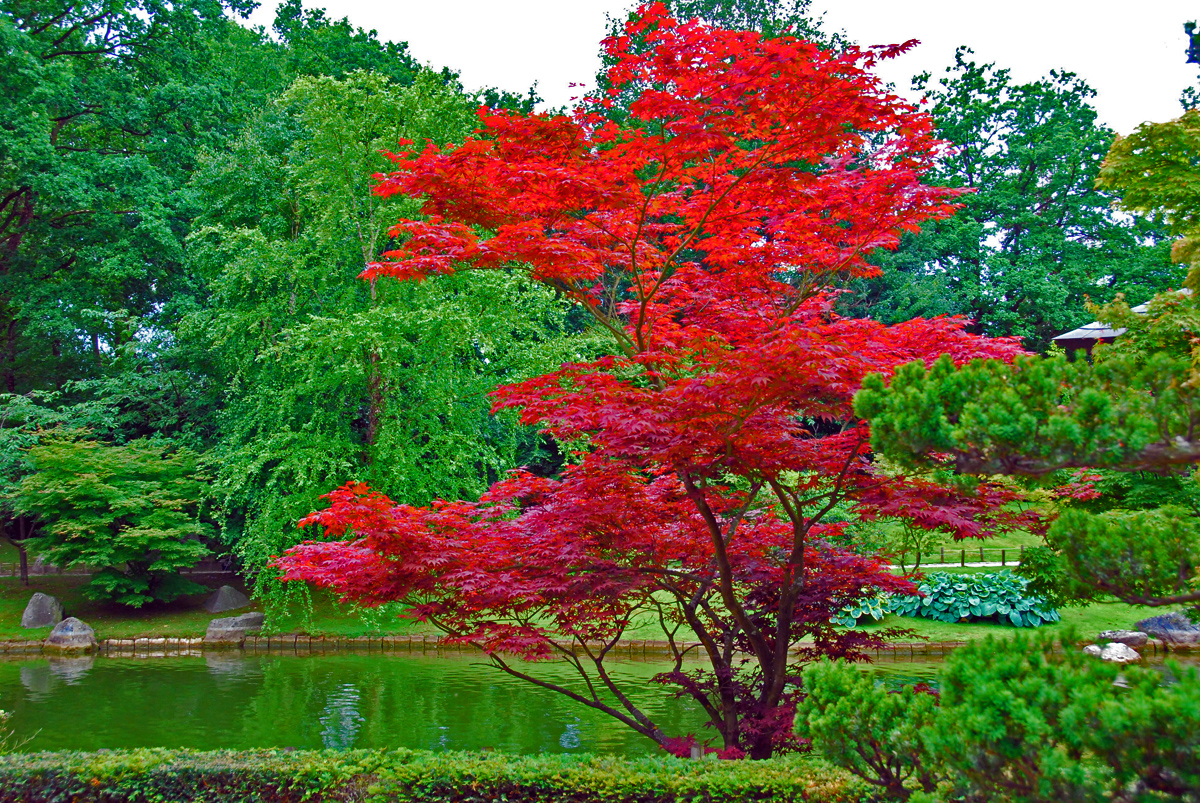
[892,545,1027,568]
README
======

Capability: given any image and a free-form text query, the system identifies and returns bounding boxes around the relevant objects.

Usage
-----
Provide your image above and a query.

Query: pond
[0,649,1060,755]
[1,651,716,755]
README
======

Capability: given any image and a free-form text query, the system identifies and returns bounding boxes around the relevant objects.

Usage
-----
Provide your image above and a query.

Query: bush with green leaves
[797,662,940,802]
[0,748,871,803]
[888,570,1059,627]
[13,435,212,606]
[930,633,1200,802]
[798,632,1200,802]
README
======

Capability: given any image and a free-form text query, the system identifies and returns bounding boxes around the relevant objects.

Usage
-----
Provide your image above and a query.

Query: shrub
[13,436,212,606]
[832,592,890,628]
[797,632,1200,802]
[0,748,872,803]
[888,570,1059,627]
[796,661,940,801]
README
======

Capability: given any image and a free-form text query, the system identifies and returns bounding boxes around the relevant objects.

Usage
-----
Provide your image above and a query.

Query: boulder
[1136,612,1200,644]
[30,555,56,575]
[44,617,96,652]
[20,592,63,628]
[204,611,264,645]
[1097,629,1148,648]
[1084,642,1141,663]
[203,585,250,614]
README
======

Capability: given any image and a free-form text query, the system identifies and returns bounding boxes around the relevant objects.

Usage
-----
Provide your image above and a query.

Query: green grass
[0,571,1156,647]
[0,576,436,641]
[851,600,1146,643]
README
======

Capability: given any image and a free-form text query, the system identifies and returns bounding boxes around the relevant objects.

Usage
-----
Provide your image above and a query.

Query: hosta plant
[834,592,891,628]
[890,570,1059,627]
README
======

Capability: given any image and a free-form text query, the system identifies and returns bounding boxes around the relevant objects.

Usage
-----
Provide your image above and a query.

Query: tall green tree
[0,0,281,393]
[851,51,1178,350]
[184,70,585,590]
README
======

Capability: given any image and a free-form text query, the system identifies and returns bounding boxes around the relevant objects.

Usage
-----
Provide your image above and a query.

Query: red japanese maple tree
[278,5,1037,759]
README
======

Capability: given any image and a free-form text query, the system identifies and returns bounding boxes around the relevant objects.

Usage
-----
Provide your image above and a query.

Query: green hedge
[0,748,870,803]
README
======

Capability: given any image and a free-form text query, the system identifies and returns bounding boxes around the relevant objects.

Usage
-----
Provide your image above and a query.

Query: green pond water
[0,651,939,755]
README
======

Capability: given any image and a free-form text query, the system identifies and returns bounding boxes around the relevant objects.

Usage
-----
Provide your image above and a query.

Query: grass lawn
[851,600,1147,643]
[0,570,1158,647]
[0,575,433,641]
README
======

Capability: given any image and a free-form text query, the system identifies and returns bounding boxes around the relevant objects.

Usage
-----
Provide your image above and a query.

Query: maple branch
[677,468,773,676]
[484,652,666,744]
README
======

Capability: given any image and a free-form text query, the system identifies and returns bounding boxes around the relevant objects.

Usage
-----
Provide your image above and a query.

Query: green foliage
[855,347,1199,478]
[856,291,1200,610]
[929,633,1200,802]
[12,436,211,606]
[1044,506,1200,607]
[1098,108,1200,268]
[184,70,589,600]
[888,571,1059,628]
[832,593,889,629]
[1013,545,1078,609]
[0,748,869,803]
[853,51,1177,349]
[797,661,940,801]
[797,633,1200,802]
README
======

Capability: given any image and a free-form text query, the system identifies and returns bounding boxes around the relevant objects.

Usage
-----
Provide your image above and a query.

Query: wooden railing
[891,545,1027,568]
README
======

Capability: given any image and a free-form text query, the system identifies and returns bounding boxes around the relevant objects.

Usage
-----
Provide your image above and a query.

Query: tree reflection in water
[319,683,364,750]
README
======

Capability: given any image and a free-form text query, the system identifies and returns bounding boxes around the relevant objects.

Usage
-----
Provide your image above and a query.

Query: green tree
[856,286,1200,608]
[852,51,1177,350]
[0,0,281,394]
[13,436,212,606]
[184,70,585,593]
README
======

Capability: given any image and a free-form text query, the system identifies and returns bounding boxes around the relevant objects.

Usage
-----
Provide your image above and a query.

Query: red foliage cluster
[278,4,1039,759]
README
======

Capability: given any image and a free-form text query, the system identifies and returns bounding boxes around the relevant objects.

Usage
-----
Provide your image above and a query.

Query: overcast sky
[244,0,1200,135]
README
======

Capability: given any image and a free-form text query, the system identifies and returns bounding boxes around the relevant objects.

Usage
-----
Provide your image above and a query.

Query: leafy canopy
[13,436,211,606]
[855,51,1176,349]
[280,4,1035,759]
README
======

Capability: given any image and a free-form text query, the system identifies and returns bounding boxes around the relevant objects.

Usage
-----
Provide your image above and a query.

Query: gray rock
[1084,642,1141,663]
[44,617,96,652]
[1136,612,1200,644]
[204,611,264,645]
[203,585,250,614]
[1098,629,1148,648]
[20,592,63,628]
[30,555,56,575]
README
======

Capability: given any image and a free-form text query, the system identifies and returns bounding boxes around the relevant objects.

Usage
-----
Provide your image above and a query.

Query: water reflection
[0,651,709,755]
[18,663,51,699]
[48,656,94,684]
[559,720,582,749]
[319,683,364,750]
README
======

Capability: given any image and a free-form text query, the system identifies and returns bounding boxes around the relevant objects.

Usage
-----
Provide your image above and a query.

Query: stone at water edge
[44,617,96,652]
[20,592,63,628]
[1135,612,1200,644]
[1097,630,1149,648]
[1083,642,1141,663]
[204,611,265,644]
[203,585,250,614]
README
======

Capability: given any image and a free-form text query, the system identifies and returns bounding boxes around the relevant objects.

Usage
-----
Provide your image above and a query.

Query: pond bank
[0,633,1194,658]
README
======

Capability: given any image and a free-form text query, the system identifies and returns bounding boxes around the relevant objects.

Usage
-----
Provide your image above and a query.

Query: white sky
[243,0,1200,135]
